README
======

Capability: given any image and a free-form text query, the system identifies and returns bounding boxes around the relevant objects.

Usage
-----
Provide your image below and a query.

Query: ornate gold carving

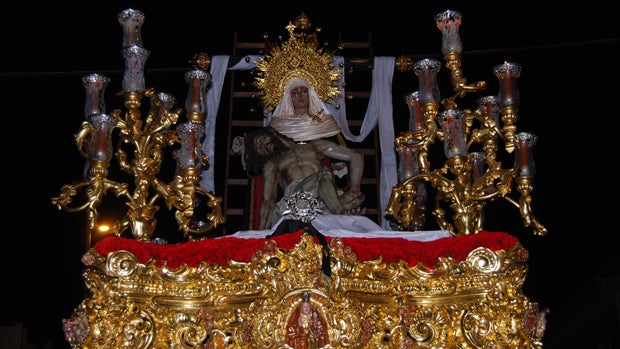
[51,10,225,244]
[253,13,342,110]
[64,233,546,348]
[386,12,547,237]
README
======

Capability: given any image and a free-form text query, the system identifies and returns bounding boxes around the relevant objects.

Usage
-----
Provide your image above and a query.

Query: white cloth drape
[229,215,450,241]
[200,55,261,192]
[201,55,398,230]
[372,57,397,229]
[199,55,229,193]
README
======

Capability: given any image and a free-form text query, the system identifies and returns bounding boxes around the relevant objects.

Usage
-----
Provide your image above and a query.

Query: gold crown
[254,13,342,110]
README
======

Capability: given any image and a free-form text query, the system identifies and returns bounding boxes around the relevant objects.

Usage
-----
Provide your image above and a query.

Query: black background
[2,1,619,348]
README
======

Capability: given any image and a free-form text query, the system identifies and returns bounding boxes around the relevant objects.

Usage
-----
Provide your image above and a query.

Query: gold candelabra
[51,9,224,244]
[386,10,546,236]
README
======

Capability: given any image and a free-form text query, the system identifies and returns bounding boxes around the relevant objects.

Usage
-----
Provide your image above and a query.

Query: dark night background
[2,1,618,348]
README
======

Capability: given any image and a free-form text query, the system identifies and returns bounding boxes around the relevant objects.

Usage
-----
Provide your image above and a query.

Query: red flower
[93,230,518,270]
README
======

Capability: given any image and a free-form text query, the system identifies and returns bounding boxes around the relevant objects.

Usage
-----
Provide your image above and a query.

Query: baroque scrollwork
[65,233,546,348]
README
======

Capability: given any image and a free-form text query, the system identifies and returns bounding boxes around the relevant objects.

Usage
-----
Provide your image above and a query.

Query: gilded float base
[62,231,547,348]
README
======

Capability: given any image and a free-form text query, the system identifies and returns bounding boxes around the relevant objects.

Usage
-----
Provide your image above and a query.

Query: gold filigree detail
[253,13,341,110]
[65,233,546,348]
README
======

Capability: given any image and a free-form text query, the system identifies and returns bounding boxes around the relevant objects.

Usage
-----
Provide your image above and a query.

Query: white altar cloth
[228,215,451,242]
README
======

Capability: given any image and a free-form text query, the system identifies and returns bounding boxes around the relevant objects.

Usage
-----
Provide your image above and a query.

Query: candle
[152,92,176,120]
[184,70,210,115]
[413,59,441,105]
[414,98,423,129]
[192,78,201,112]
[118,9,145,48]
[486,101,493,118]
[437,109,467,158]
[94,126,108,160]
[175,122,205,169]
[121,46,150,93]
[397,147,419,181]
[87,114,117,162]
[494,62,521,108]
[82,74,109,118]
[404,91,424,131]
[504,75,513,99]
[435,10,463,55]
[468,152,486,181]
[514,132,537,177]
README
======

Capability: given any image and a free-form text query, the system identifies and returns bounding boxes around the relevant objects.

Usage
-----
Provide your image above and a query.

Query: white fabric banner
[199,55,230,193]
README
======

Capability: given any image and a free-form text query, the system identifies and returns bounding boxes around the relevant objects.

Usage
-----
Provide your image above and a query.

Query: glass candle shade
[413,58,441,105]
[175,122,205,169]
[396,144,422,182]
[184,70,211,115]
[87,114,117,162]
[121,45,150,93]
[437,109,467,158]
[404,91,424,131]
[468,151,487,181]
[514,132,537,177]
[82,74,109,118]
[493,62,521,108]
[477,95,500,136]
[151,92,177,120]
[396,143,427,230]
[118,8,145,48]
[435,10,463,55]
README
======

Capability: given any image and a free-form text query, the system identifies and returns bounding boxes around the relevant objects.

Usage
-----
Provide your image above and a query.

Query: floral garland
[93,230,519,270]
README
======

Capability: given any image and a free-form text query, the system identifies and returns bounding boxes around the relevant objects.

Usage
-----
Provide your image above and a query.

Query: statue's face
[300,301,312,314]
[291,86,309,111]
[253,133,274,157]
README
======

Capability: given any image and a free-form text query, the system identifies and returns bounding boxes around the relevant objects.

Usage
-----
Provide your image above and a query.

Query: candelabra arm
[416,125,438,173]
[416,104,443,171]
[431,195,454,234]
[118,92,144,129]
[500,108,519,153]
[146,168,223,240]
[471,168,513,197]
[386,163,460,233]
[146,92,183,134]
[385,173,432,231]
[442,52,488,110]
[51,161,130,234]
[181,186,225,239]
[468,109,507,148]
[510,177,548,236]
[75,121,93,159]
[147,108,183,134]
[468,191,501,202]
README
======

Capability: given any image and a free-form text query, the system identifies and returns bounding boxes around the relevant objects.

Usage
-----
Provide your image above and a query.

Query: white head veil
[272,78,331,118]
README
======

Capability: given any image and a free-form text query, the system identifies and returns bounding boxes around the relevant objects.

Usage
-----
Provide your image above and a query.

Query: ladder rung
[341,42,371,49]
[361,178,377,185]
[230,120,263,127]
[232,91,259,98]
[225,208,245,216]
[357,148,376,155]
[364,208,378,215]
[235,42,265,49]
[227,178,249,185]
